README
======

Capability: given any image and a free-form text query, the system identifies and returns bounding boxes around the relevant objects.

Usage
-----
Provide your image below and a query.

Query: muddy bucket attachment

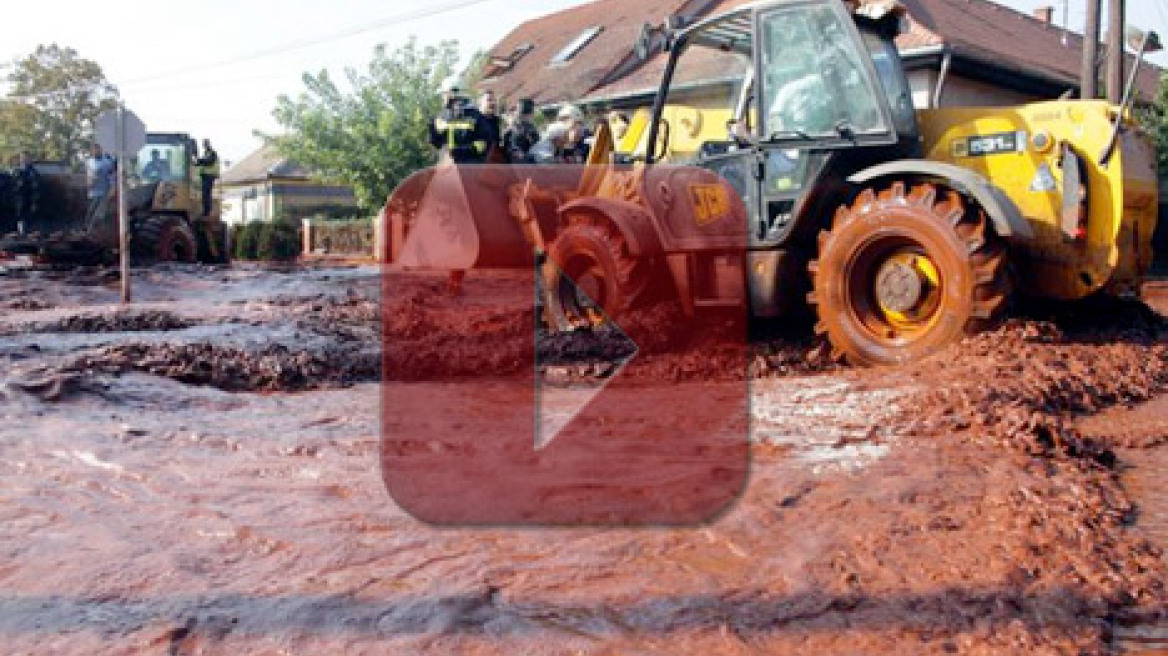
[389,164,583,271]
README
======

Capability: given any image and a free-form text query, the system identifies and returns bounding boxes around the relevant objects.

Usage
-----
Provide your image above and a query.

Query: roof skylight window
[551,26,603,65]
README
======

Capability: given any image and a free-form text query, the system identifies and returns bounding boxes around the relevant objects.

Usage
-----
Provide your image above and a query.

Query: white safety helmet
[439,76,463,95]
[544,123,570,141]
[557,104,583,122]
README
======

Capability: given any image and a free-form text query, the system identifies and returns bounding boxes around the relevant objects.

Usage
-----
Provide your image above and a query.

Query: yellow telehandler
[391,0,1158,366]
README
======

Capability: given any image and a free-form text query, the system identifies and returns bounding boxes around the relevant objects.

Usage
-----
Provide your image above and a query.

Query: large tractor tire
[546,217,645,328]
[809,182,1010,366]
[135,215,198,263]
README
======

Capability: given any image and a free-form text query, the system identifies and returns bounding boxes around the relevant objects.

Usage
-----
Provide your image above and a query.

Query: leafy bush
[256,221,301,261]
[233,222,262,260]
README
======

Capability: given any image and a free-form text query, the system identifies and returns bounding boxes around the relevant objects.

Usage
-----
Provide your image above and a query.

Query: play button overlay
[380,163,750,527]
[536,325,638,452]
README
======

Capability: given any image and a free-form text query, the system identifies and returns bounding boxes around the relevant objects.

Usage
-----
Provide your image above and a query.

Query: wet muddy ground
[0,264,1166,655]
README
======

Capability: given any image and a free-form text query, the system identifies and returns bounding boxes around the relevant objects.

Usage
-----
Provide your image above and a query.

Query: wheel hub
[875,257,926,315]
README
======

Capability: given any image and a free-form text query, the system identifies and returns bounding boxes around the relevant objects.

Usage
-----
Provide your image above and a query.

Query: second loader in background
[0,132,228,266]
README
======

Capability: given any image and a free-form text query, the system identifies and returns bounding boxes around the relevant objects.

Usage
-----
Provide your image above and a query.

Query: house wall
[270,183,359,223]
[908,70,1043,110]
[220,182,268,226]
[220,181,358,226]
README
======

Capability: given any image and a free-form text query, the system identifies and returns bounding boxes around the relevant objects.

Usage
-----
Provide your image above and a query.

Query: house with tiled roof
[220,145,358,226]
[479,0,1161,115]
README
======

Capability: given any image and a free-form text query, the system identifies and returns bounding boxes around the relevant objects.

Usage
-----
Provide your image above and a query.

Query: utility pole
[1082,0,1101,99]
[116,102,131,304]
[1106,0,1125,103]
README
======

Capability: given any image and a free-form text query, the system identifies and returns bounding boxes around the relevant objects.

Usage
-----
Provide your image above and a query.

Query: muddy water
[0,265,1166,654]
[1078,394,1168,654]
[1119,443,1168,654]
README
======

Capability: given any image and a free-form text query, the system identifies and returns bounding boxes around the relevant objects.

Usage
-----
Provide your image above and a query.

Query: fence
[302,217,378,259]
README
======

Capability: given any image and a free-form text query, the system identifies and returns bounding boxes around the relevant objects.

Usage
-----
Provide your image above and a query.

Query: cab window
[137,139,189,182]
[759,4,888,138]
[862,30,917,138]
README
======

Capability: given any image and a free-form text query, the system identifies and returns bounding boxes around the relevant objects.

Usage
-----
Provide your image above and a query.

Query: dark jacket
[429,100,493,164]
[504,119,541,164]
[13,162,39,197]
[480,114,505,163]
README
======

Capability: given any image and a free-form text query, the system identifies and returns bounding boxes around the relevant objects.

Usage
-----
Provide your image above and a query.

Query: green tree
[461,49,490,97]
[0,44,119,165]
[264,38,463,212]
[1140,73,1168,177]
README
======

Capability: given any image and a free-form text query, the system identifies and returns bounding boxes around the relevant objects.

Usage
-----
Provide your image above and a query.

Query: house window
[491,43,534,70]
[484,43,536,80]
[551,27,603,66]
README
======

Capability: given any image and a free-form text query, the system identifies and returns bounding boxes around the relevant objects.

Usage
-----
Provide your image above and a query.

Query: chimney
[1032,6,1054,24]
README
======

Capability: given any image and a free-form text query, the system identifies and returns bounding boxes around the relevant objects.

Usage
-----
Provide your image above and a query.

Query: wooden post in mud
[116,103,131,304]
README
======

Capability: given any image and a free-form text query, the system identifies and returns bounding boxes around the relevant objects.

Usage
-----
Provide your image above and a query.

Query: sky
[1,0,1166,167]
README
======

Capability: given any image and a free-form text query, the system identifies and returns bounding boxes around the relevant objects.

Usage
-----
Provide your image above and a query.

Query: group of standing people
[428,80,607,167]
[426,81,634,296]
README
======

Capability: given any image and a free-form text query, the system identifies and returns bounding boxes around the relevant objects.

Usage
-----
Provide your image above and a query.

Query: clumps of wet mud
[531,305,836,382]
[2,298,54,311]
[1017,294,1168,343]
[382,277,535,381]
[294,292,380,343]
[70,342,379,393]
[1,369,86,402]
[384,286,833,384]
[537,325,637,366]
[25,310,194,335]
[870,303,1168,645]
[909,313,1168,446]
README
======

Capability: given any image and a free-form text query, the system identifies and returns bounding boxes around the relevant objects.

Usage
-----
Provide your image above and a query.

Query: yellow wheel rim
[875,250,944,335]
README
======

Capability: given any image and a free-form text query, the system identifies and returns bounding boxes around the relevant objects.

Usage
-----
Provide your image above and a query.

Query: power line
[125,73,284,95]
[2,0,497,104]
[119,0,497,88]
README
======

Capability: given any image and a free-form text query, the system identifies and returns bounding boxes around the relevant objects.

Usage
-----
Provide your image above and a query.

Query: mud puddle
[751,376,912,472]
[0,267,1166,654]
[1077,394,1168,654]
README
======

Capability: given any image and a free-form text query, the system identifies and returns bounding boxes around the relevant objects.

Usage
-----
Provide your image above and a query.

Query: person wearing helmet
[428,79,494,295]
[428,79,493,165]
[557,104,583,124]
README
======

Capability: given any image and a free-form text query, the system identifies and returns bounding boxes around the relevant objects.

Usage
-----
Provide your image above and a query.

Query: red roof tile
[484,0,1162,108]
[479,0,692,107]
[899,0,1159,101]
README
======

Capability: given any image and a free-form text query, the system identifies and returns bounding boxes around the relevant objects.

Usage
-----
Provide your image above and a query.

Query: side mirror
[636,23,654,60]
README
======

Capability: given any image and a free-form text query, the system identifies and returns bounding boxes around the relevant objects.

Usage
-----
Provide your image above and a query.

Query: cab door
[751,0,902,246]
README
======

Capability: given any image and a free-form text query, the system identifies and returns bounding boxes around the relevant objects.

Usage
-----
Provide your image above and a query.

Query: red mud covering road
[0,265,1164,654]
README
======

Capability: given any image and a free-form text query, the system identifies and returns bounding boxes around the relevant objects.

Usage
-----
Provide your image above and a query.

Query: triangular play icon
[535,268,638,451]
